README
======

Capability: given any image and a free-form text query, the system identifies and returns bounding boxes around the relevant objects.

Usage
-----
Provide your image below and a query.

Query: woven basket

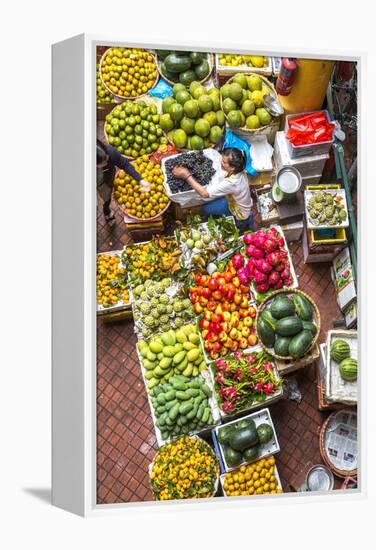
[319,409,358,479]
[256,288,321,361]
[220,72,280,134]
[114,164,171,222]
[156,53,214,87]
[149,435,220,501]
[99,48,159,101]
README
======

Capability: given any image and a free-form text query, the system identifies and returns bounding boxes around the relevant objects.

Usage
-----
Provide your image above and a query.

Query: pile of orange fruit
[222,456,283,497]
[114,155,169,219]
[96,254,129,308]
[96,63,115,104]
[100,47,157,98]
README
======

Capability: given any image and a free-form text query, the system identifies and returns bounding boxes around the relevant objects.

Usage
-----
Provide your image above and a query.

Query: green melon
[331,339,351,363]
[339,358,358,381]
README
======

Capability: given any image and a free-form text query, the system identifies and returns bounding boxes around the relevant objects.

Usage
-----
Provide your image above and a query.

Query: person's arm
[172,166,210,198]
[107,145,142,181]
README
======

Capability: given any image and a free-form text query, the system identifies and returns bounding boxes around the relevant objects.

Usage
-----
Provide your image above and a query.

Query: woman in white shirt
[172,148,254,231]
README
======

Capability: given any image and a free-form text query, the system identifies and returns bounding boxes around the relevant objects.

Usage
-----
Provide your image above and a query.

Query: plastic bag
[222,129,257,176]
[286,111,334,146]
[148,78,173,99]
[283,377,302,403]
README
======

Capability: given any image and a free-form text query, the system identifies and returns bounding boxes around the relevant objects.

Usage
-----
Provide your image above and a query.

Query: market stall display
[104,99,166,158]
[221,456,283,496]
[236,226,298,300]
[100,47,158,100]
[158,81,224,150]
[210,349,283,416]
[150,436,219,500]
[113,156,170,220]
[285,110,334,158]
[325,330,358,405]
[214,408,279,471]
[220,72,279,131]
[132,278,194,339]
[256,289,320,360]
[96,252,130,313]
[96,62,115,104]
[137,323,207,389]
[189,261,258,360]
[175,215,239,272]
[305,189,349,229]
[122,236,182,284]
[156,50,213,86]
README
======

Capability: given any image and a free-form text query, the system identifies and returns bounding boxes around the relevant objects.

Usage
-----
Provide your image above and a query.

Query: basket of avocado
[156,50,214,87]
[256,289,321,361]
[213,408,280,472]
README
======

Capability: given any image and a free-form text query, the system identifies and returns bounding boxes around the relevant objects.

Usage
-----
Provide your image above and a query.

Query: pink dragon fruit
[266,251,282,266]
[237,267,249,284]
[222,401,235,414]
[255,381,264,391]
[284,276,293,286]
[263,382,275,395]
[255,282,270,293]
[280,267,291,281]
[253,231,268,250]
[215,373,225,386]
[268,270,281,287]
[275,262,285,272]
[263,362,273,372]
[263,238,279,253]
[253,269,268,284]
[255,259,273,274]
[232,253,245,269]
[243,232,255,245]
[233,351,243,361]
[273,279,283,289]
[245,244,265,259]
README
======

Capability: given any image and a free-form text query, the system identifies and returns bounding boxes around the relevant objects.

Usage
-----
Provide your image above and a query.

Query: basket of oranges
[99,47,159,101]
[113,155,170,221]
[96,252,130,314]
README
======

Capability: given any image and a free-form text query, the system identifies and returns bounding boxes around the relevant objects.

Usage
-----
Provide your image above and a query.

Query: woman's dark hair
[222,148,246,174]
[97,139,108,165]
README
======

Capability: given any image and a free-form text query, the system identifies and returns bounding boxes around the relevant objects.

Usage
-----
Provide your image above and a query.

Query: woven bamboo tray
[220,73,280,135]
[99,48,159,101]
[148,435,220,500]
[319,409,358,479]
[255,288,321,361]
[156,53,214,87]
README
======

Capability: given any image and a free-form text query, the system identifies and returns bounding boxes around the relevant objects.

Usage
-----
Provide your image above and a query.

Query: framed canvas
[52,34,363,516]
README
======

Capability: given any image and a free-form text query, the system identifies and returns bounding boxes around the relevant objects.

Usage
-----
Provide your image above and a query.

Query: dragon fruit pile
[231,227,294,294]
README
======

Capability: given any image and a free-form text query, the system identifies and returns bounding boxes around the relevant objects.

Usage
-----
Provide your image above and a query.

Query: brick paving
[96,196,345,503]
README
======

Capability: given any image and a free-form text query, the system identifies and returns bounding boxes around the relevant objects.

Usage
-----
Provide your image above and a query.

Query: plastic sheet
[286,111,334,146]
[148,78,173,99]
[223,129,257,176]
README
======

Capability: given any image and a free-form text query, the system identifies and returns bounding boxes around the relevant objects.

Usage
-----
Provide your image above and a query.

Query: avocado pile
[220,73,274,130]
[257,293,318,359]
[159,82,225,151]
[218,418,274,468]
[157,50,211,85]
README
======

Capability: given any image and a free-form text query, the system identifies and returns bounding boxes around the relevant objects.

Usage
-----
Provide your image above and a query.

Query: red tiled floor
[96,191,347,503]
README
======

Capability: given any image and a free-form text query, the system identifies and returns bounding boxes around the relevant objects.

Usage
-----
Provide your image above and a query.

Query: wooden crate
[172,203,203,222]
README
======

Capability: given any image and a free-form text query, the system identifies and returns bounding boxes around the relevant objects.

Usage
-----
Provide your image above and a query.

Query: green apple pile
[159,82,225,150]
[220,73,274,130]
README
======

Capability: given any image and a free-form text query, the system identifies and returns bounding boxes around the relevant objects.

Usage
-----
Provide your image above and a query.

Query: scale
[272,166,302,204]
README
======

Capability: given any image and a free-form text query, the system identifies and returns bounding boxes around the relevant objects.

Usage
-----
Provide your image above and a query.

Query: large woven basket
[220,72,280,135]
[149,435,220,501]
[256,288,321,361]
[319,409,358,479]
[156,53,214,87]
[99,48,159,101]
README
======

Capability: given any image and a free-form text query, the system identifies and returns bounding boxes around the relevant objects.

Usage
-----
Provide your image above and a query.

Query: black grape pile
[165,152,216,193]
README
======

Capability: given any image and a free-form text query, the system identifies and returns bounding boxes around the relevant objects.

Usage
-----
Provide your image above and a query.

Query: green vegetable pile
[132,278,194,339]
[150,375,215,441]
[218,418,274,468]
[257,292,318,358]
[157,50,211,85]
[137,324,206,390]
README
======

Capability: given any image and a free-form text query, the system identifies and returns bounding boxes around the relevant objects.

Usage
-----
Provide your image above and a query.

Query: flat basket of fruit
[99,47,159,101]
[220,73,280,135]
[325,330,358,405]
[213,408,280,472]
[103,97,166,160]
[149,435,220,500]
[113,157,170,221]
[155,50,214,87]
[220,456,283,497]
[256,289,321,361]
[216,53,272,76]
[96,251,131,313]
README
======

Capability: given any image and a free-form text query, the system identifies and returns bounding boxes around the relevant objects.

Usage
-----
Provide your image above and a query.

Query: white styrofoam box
[96,250,132,314]
[326,329,357,405]
[161,148,223,207]
[273,131,329,178]
[280,221,304,242]
[220,464,283,497]
[214,408,280,472]
[284,110,334,158]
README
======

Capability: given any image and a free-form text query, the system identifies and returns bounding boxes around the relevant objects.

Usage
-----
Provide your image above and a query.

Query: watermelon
[339,358,358,382]
[256,423,274,444]
[331,339,351,363]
